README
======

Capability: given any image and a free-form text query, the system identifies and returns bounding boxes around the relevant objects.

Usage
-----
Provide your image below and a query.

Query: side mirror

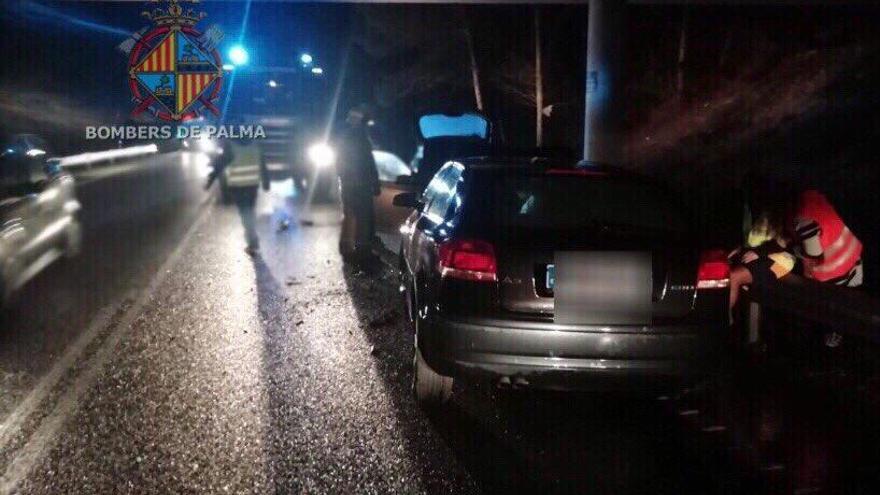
[45,158,62,176]
[31,180,49,193]
[395,174,415,186]
[393,192,422,209]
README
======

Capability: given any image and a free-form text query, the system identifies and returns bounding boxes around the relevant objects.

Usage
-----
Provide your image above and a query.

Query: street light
[268,80,278,88]
[228,45,249,66]
[300,53,313,65]
[311,67,323,76]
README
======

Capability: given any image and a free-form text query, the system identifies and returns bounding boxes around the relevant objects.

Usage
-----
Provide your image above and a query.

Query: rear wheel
[63,220,82,258]
[0,260,17,309]
[412,347,453,406]
[0,277,6,309]
[400,254,415,327]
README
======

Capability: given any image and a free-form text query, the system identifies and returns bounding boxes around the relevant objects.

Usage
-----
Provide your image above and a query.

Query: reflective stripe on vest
[224,143,262,188]
[798,191,862,282]
[810,227,862,278]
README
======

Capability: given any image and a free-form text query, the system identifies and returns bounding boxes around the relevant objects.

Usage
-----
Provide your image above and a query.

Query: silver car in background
[0,134,81,306]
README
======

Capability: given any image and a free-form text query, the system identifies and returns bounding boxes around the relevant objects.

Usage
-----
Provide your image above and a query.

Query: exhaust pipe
[513,377,530,389]
[496,376,531,390]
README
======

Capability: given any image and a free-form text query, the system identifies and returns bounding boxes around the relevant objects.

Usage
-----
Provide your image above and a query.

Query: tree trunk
[676,7,688,98]
[535,7,543,147]
[718,24,733,71]
[464,26,484,112]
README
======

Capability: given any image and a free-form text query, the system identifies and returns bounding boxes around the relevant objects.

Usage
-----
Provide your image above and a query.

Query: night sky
[0,1,591,156]
[0,1,351,123]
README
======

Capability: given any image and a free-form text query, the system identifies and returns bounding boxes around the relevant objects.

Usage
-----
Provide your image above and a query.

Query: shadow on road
[251,254,307,493]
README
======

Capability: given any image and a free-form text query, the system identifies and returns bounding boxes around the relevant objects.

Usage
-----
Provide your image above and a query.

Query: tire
[0,277,6,310]
[63,220,82,258]
[412,347,453,406]
[0,260,17,309]
[399,254,415,327]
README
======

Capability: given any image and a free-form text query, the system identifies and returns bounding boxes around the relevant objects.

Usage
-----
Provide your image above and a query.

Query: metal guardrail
[747,274,880,344]
[47,144,159,169]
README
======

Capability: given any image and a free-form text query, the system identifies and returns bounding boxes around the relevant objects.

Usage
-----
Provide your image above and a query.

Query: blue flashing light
[228,45,249,66]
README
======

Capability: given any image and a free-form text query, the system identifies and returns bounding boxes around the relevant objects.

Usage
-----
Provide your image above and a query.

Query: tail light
[697,249,730,289]
[438,239,497,282]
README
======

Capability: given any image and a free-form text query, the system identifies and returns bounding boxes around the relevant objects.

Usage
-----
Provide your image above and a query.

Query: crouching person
[729,177,797,321]
[729,216,796,312]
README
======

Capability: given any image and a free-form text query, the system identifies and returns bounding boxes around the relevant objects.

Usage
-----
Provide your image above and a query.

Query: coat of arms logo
[119,0,224,122]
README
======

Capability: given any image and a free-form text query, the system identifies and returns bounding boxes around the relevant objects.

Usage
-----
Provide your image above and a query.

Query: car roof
[452,156,637,178]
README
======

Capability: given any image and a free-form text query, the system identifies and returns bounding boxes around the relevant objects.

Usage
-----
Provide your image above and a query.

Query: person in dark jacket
[335,107,379,262]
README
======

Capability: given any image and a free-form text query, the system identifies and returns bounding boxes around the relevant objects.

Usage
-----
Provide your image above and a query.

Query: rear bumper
[419,316,723,391]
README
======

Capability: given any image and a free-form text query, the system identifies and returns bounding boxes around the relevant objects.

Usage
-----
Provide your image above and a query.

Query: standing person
[335,106,379,263]
[206,135,269,256]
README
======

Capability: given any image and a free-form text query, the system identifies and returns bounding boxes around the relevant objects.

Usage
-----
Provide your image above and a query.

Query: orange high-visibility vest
[797,189,862,282]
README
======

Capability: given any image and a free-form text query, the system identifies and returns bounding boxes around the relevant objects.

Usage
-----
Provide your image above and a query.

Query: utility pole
[535,7,543,148]
[583,0,625,164]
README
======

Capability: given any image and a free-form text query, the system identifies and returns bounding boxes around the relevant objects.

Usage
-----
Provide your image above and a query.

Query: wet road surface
[0,152,720,494]
[1,152,878,493]
[0,153,209,417]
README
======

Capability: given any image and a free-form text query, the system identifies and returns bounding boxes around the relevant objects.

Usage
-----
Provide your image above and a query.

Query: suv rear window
[469,172,688,234]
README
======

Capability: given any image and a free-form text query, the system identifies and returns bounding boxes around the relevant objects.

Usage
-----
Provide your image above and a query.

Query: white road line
[73,153,180,187]
[0,195,215,493]
[54,144,158,169]
[0,303,123,449]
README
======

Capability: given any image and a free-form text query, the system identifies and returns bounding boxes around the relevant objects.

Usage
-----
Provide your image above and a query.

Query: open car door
[374,150,415,235]
[375,111,494,248]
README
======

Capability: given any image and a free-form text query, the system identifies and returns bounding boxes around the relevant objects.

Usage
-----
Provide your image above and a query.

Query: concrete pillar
[583,0,625,164]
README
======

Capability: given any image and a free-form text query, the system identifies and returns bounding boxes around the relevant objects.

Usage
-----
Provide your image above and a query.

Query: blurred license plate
[546,264,556,289]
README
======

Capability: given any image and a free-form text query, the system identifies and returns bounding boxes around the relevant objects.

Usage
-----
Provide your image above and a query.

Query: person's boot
[339,240,356,263]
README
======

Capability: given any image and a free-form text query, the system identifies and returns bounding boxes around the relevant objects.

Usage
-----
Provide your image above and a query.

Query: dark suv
[394,159,729,405]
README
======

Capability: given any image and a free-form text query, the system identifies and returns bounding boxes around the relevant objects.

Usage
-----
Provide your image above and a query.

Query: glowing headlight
[197,137,217,153]
[307,142,336,169]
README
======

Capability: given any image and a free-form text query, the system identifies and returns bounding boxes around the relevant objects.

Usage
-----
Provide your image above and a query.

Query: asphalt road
[0,152,725,494]
[2,152,878,494]
[0,153,211,417]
